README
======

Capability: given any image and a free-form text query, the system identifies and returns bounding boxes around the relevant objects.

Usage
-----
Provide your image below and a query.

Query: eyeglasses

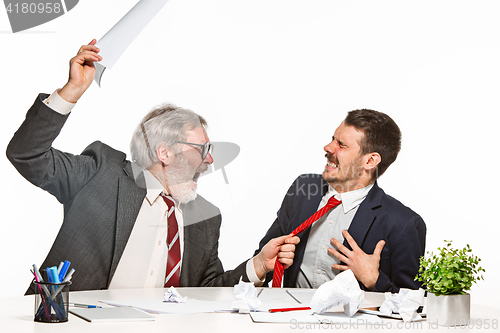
[175,141,213,159]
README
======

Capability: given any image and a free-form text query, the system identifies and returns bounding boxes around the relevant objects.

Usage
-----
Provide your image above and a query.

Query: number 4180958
[5,2,62,14]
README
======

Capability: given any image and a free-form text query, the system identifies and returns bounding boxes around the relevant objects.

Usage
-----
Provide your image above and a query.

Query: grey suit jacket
[7,94,248,294]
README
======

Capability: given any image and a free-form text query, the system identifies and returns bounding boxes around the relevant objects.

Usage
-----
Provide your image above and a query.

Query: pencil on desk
[268,306,311,313]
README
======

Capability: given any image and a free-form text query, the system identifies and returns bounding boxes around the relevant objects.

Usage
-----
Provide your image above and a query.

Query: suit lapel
[180,221,205,286]
[344,182,383,249]
[108,164,147,286]
[287,177,329,285]
[179,199,207,286]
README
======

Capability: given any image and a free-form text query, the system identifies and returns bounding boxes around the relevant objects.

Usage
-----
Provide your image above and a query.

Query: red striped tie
[272,196,342,288]
[161,194,181,287]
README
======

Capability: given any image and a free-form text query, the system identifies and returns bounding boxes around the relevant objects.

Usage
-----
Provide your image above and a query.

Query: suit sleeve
[6,94,100,204]
[373,214,426,292]
[252,176,308,285]
[196,215,249,287]
[181,199,250,287]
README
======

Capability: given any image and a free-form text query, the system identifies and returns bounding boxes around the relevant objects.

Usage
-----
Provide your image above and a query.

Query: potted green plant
[415,240,485,327]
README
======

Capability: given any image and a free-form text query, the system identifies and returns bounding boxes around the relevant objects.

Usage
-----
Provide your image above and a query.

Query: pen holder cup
[33,279,71,323]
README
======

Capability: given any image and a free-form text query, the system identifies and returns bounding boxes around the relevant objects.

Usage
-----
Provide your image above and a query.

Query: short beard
[322,154,364,192]
[167,175,198,204]
[164,155,207,204]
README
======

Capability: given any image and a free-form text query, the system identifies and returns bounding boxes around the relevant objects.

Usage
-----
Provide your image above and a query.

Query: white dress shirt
[296,183,374,288]
[109,170,184,288]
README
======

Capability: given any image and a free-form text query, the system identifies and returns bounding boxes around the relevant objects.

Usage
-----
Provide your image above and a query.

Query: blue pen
[49,266,66,318]
[49,266,60,283]
[51,268,75,301]
[70,303,102,308]
[58,261,71,281]
[46,268,53,283]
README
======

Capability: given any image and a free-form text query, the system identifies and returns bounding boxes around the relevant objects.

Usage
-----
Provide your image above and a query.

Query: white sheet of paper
[101,298,301,314]
[101,298,233,315]
[94,0,170,86]
[286,288,375,308]
[257,288,313,304]
[284,289,317,304]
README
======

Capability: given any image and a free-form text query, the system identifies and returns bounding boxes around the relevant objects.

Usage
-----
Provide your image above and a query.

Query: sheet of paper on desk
[102,298,305,314]
[101,298,234,315]
[287,288,375,307]
[70,307,155,323]
[257,288,316,304]
[284,289,317,304]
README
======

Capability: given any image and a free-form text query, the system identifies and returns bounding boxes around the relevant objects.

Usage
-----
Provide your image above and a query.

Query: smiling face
[163,126,213,203]
[322,122,370,193]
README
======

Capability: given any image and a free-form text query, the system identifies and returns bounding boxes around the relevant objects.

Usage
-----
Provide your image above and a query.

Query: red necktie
[272,196,342,287]
[161,194,181,287]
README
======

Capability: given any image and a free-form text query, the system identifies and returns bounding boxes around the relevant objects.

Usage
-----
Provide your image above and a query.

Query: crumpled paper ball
[232,278,262,313]
[379,288,425,322]
[163,286,187,303]
[310,269,364,317]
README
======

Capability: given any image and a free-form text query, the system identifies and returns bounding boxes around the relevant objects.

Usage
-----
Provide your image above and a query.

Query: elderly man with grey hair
[7,40,298,294]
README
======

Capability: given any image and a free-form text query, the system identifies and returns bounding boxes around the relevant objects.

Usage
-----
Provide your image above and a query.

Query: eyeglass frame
[174,141,213,159]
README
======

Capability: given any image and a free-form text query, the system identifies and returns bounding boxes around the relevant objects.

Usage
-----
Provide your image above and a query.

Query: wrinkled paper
[379,288,425,322]
[163,286,187,303]
[310,269,364,317]
[232,278,261,313]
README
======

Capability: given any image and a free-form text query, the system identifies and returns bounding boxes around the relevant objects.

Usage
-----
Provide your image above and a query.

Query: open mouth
[326,160,338,168]
[325,153,338,170]
[325,156,339,170]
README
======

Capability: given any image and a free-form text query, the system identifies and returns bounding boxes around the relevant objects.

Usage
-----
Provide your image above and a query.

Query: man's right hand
[59,39,102,104]
[253,234,300,280]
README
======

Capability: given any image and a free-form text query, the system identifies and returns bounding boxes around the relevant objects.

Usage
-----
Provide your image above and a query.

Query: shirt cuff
[43,89,75,115]
[245,257,265,286]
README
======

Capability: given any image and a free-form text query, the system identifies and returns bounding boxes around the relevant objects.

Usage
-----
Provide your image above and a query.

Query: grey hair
[130,103,207,169]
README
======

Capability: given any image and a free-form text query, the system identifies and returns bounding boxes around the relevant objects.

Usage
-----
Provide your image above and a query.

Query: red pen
[268,306,311,313]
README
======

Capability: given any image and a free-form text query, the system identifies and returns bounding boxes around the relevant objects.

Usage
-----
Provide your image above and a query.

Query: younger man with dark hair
[259,109,426,292]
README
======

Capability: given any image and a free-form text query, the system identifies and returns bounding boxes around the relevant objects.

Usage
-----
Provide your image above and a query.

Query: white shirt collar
[143,170,183,212]
[324,182,374,214]
[143,170,165,206]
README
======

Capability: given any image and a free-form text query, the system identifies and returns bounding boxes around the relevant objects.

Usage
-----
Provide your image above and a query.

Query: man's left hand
[328,230,385,290]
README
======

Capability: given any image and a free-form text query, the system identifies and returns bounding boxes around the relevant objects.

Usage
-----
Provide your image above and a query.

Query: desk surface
[2,288,498,333]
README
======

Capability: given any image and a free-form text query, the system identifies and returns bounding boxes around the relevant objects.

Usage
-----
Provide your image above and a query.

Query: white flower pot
[426,293,470,327]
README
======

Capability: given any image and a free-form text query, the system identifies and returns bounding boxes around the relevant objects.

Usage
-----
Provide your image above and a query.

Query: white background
[0,1,498,308]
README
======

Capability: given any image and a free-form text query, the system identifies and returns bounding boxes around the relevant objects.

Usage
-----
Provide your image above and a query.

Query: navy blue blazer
[256,174,426,292]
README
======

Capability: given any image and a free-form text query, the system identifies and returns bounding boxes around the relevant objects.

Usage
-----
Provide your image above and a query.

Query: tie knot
[161,193,175,209]
[326,196,342,208]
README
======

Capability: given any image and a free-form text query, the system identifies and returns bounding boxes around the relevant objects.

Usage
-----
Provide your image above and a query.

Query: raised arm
[6,41,110,204]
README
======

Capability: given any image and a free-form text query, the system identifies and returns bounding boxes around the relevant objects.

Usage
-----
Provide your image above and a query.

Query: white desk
[2,288,498,332]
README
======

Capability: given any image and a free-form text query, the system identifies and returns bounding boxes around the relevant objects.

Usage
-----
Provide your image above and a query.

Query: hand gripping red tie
[271,196,342,287]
